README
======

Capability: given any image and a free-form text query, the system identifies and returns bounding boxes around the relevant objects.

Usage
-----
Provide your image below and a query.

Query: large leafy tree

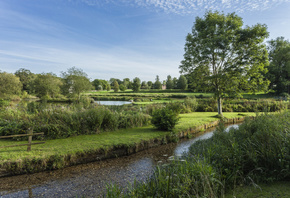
[31,73,62,98]
[179,11,269,115]
[0,72,22,97]
[267,37,290,94]
[61,67,92,99]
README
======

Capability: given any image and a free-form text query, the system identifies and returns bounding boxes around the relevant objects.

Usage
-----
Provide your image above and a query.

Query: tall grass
[104,111,290,197]
[0,102,150,139]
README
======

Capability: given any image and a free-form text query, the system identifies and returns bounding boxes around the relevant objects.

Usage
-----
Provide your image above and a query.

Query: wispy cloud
[0,40,180,81]
[79,0,290,15]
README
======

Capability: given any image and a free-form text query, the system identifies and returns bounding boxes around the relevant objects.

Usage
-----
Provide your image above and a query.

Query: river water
[0,124,239,198]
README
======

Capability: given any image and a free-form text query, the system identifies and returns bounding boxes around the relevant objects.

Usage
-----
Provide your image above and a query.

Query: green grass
[225,181,290,198]
[85,90,277,100]
[0,112,255,164]
[174,112,256,132]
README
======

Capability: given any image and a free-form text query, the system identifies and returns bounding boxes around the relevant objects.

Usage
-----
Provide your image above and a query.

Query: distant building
[162,85,166,90]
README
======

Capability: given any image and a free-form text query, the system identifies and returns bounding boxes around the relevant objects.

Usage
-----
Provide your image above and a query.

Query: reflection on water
[95,101,132,105]
[175,124,239,156]
[0,124,240,198]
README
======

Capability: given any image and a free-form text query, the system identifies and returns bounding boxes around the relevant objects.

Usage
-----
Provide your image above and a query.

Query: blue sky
[0,0,290,82]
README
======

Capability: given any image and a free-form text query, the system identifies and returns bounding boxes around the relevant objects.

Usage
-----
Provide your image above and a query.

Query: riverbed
[0,124,239,198]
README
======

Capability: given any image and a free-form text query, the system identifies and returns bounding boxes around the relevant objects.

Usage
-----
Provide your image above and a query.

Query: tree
[154,75,162,89]
[177,75,188,90]
[61,67,93,99]
[14,68,35,92]
[31,73,62,98]
[186,66,211,92]
[0,72,22,97]
[141,81,148,89]
[166,75,174,89]
[267,37,290,94]
[172,77,178,89]
[92,79,109,90]
[123,78,131,89]
[107,84,111,91]
[113,80,119,92]
[132,77,141,92]
[179,11,269,115]
[147,81,153,89]
[119,84,126,91]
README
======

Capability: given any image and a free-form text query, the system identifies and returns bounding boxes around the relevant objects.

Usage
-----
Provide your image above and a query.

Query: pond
[0,124,239,198]
[95,101,132,105]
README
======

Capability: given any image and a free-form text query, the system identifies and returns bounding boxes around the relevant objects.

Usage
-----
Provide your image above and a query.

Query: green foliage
[132,77,141,92]
[154,75,162,89]
[61,67,93,99]
[151,107,179,131]
[177,75,188,90]
[0,103,151,139]
[189,112,290,185]
[92,79,109,91]
[119,84,126,91]
[267,37,290,94]
[180,11,270,115]
[166,75,174,89]
[14,68,35,92]
[113,80,119,93]
[0,72,22,98]
[30,73,63,99]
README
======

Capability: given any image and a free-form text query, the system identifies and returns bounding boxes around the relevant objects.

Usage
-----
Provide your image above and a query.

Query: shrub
[151,107,179,131]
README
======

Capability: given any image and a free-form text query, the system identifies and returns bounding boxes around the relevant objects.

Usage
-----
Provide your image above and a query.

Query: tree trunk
[217,97,223,116]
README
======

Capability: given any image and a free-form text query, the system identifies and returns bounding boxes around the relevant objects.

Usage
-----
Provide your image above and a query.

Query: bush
[151,107,179,131]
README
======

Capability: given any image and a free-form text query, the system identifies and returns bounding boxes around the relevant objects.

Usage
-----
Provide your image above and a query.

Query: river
[0,124,239,198]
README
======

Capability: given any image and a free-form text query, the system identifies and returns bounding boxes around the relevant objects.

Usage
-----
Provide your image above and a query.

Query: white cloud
[79,0,290,15]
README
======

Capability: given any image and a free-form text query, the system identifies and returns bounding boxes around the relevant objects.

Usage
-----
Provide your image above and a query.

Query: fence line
[0,130,45,151]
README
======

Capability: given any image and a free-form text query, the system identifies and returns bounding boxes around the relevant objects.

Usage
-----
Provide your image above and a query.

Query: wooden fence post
[27,128,33,151]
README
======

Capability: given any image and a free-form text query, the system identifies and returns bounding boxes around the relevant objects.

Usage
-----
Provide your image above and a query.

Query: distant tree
[154,75,162,89]
[14,68,35,92]
[61,67,92,99]
[123,78,131,89]
[97,85,103,91]
[177,75,188,90]
[119,84,126,91]
[113,80,119,92]
[267,37,290,94]
[141,81,148,89]
[109,78,122,87]
[172,77,178,89]
[92,79,109,90]
[0,72,22,97]
[132,77,141,92]
[147,81,153,89]
[107,84,111,91]
[166,75,174,89]
[179,11,269,115]
[31,73,62,98]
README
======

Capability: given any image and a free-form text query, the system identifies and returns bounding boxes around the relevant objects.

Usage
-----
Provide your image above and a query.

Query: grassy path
[0,112,256,164]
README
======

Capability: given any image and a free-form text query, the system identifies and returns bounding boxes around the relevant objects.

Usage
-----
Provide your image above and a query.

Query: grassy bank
[0,112,255,175]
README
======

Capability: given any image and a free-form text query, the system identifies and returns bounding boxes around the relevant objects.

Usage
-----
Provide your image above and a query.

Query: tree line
[0,67,188,100]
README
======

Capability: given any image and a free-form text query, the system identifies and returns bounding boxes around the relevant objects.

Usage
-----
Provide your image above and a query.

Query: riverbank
[0,112,256,176]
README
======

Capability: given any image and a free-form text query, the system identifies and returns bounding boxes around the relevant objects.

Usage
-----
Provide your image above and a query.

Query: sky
[0,0,290,82]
